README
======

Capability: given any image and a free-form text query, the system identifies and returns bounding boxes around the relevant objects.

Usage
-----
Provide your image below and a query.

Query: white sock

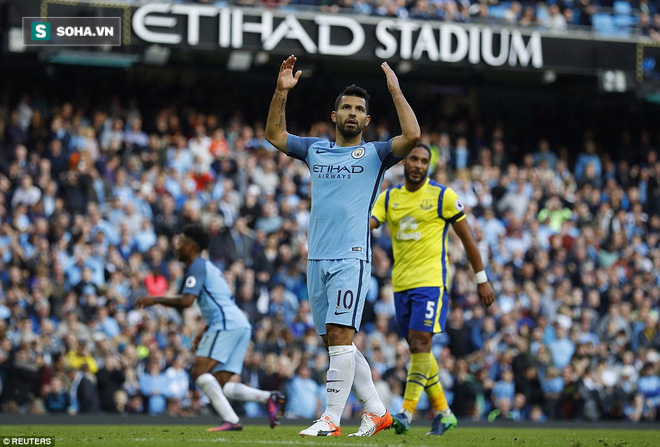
[195,373,240,424]
[322,344,356,426]
[352,344,387,417]
[223,382,270,403]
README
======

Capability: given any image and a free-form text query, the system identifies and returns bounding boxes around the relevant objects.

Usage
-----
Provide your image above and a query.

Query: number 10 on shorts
[336,289,354,310]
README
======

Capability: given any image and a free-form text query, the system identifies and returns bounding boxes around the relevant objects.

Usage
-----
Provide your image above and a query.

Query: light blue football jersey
[287,135,402,261]
[182,257,251,330]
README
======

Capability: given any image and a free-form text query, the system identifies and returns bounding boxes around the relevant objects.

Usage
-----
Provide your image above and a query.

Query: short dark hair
[335,84,370,113]
[411,143,432,158]
[181,224,209,251]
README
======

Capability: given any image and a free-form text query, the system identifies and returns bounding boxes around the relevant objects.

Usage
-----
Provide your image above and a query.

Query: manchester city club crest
[352,147,365,159]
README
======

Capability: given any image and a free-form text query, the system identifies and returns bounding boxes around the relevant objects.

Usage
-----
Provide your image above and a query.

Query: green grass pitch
[1,424,659,446]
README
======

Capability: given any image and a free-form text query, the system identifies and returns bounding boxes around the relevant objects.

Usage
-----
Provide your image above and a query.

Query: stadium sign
[131,4,543,68]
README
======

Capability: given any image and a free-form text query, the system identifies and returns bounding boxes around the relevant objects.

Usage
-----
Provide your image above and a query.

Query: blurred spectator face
[530,406,545,422]
[147,360,161,375]
[297,365,311,379]
[555,326,567,340]
[128,395,143,413]
[51,377,64,393]
[449,308,464,328]
[76,340,88,354]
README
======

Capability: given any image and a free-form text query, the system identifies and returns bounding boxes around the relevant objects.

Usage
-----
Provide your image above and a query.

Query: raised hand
[277,55,303,91]
[381,61,401,93]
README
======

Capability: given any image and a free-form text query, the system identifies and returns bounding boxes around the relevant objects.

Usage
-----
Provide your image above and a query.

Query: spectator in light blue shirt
[166,135,193,177]
[479,207,506,251]
[124,118,149,149]
[112,169,136,206]
[255,200,283,234]
[96,306,120,340]
[285,365,320,419]
[139,360,169,415]
[548,323,575,369]
[574,140,602,180]
[534,139,558,170]
[637,362,660,409]
[268,285,299,323]
[541,367,564,396]
[107,197,126,229]
[165,355,190,409]
[454,136,470,170]
[492,368,516,405]
[134,219,157,253]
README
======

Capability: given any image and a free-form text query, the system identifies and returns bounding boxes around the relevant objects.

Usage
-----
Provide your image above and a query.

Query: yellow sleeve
[371,189,388,226]
[441,187,466,223]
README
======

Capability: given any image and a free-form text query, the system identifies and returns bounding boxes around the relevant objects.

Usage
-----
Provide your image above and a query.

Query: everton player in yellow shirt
[370,143,495,435]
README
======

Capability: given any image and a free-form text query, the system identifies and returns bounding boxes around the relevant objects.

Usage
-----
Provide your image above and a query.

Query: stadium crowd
[0,86,659,424]
[190,0,656,37]
[60,0,660,37]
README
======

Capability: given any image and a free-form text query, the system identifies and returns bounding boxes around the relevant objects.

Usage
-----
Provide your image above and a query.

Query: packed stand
[0,90,659,423]
[226,0,651,37]
[77,0,657,38]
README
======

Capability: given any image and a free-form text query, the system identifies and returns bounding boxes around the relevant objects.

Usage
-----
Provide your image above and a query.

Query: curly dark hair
[181,224,210,251]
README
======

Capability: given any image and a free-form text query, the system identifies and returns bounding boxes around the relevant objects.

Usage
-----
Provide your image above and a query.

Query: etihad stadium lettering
[132,4,543,68]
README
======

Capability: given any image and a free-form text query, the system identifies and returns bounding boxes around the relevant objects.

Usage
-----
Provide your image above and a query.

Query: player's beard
[404,167,426,186]
[337,121,363,139]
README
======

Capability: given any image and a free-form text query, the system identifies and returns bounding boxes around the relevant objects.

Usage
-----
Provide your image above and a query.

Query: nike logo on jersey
[334,310,350,316]
[316,149,331,154]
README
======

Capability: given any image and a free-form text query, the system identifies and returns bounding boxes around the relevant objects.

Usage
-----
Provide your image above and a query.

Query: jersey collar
[404,177,430,193]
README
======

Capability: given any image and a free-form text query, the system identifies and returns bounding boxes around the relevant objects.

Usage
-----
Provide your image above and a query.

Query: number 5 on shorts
[425,301,435,319]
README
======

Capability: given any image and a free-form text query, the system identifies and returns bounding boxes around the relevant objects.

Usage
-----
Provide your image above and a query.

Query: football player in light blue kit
[136,224,285,432]
[266,55,421,437]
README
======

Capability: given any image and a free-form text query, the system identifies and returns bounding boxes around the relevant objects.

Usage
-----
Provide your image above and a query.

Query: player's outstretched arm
[135,294,195,309]
[265,54,303,153]
[451,219,495,308]
[381,62,420,157]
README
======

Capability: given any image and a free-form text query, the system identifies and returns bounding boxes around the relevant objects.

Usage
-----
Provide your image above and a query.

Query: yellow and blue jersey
[371,178,466,292]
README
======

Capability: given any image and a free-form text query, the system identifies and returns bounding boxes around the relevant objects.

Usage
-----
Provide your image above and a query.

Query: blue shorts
[307,259,370,336]
[394,287,449,339]
[195,327,251,375]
